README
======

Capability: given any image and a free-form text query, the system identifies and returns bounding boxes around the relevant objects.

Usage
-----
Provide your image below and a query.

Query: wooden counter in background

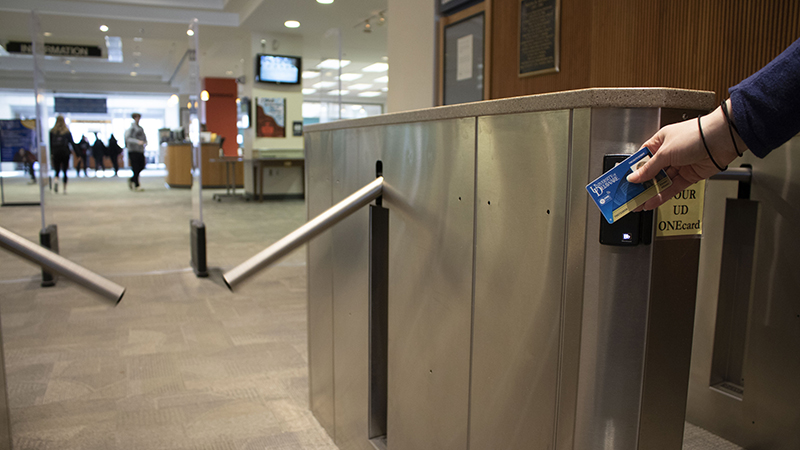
[163,143,244,188]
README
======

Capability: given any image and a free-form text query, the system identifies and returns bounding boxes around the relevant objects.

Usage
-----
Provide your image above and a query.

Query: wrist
[700,106,741,168]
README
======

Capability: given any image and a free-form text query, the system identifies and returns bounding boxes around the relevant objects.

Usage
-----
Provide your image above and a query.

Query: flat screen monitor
[255,54,301,84]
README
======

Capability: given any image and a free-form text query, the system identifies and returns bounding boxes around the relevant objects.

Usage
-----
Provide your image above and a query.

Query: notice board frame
[518,0,561,78]
[437,0,493,106]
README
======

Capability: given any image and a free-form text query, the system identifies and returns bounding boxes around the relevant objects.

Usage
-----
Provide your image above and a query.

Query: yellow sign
[656,180,706,237]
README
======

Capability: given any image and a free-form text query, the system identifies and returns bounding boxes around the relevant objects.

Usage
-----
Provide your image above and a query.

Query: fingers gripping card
[586,147,672,224]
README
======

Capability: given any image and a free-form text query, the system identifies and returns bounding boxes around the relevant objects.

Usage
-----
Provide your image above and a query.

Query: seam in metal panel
[552,109,574,450]
[465,116,479,450]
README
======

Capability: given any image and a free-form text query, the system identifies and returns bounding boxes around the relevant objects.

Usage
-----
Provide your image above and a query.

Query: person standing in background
[74,134,90,177]
[49,115,74,194]
[107,134,123,177]
[91,132,106,176]
[125,112,147,191]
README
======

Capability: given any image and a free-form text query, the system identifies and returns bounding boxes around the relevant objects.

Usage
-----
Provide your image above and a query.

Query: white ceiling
[0,0,389,102]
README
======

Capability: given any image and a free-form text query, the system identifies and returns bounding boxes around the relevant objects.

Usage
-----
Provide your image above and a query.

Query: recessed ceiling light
[328,90,350,96]
[381,87,388,92]
[382,56,388,61]
[100,25,109,32]
[187,29,194,36]
[317,0,334,3]
[302,71,320,79]
[134,62,140,67]
[43,32,52,37]
[348,84,372,90]
[338,73,362,81]
[133,52,141,56]
[373,76,388,83]
[302,88,317,95]
[312,81,336,89]
[130,71,137,76]
[226,70,233,75]
[134,37,143,42]
[64,60,71,65]
[316,59,350,69]
[358,91,381,97]
[284,20,300,28]
[362,63,388,72]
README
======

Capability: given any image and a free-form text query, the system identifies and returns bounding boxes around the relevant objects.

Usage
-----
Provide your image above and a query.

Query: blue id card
[586,147,672,224]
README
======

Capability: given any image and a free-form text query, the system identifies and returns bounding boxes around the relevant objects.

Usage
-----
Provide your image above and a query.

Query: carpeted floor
[0,170,744,450]
[0,171,337,449]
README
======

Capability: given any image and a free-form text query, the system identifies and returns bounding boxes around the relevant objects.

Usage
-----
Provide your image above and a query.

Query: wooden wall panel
[490,0,592,99]
[489,0,800,104]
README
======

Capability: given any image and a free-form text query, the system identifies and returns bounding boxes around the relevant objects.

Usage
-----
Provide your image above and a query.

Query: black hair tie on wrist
[698,115,728,172]
[720,100,743,157]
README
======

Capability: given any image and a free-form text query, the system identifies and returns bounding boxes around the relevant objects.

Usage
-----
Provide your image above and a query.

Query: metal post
[0,226,125,304]
[223,176,384,290]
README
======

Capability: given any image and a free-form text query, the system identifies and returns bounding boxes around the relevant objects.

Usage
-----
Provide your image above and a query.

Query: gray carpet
[0,172,336,449]
[0,171,744,449]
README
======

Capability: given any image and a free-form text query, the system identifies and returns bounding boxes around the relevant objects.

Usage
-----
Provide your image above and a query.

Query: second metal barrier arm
[223,176,385,291]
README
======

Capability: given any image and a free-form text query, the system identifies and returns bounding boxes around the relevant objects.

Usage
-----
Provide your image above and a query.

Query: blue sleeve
[729,38,800,158]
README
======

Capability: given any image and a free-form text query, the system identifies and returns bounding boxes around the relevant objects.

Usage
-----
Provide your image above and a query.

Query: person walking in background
[107,134,123,177]
[73,134,90,178]
[91,132,106,176]
[49,115,74,194]
[125,112,147,191]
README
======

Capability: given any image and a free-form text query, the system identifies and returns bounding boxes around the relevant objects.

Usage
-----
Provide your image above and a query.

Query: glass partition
[317,28,343,123]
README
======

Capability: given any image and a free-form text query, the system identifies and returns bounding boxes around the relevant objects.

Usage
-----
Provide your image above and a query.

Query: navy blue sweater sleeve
[729,38,800,158]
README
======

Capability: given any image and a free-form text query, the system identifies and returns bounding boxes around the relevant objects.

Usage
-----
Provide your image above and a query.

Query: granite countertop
[305,88,716,132]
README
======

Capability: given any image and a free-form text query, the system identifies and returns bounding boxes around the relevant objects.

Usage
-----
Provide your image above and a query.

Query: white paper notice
[457,34,473,81]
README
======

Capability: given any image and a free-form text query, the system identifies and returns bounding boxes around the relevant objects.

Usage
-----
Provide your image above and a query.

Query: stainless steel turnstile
[300,88,724,450]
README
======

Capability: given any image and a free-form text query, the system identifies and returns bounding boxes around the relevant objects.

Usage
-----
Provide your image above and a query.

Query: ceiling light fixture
[338,73,362,81]
[43,32,52,37]
[364,20,371,33]
[168,94,179,106]
[316,59,350,69]
[317,0,334,3]
[284,20,300,29]
[362,62,388,72]
[302,88,317,95]
[374,76,388,83]
[328,90,350,96]
[134,62,140,67]
[187,29,194,36]
[302,71,320,79]
[100,25,109,32]
[200,90,210,101]
[312,81,336,89]
[348,84,373,90]
[130,71,137,76]
[358,91,381,97]
[134,37,143,42]
[378,12,386,25]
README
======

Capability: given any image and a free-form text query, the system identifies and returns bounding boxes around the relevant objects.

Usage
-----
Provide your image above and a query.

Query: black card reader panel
[599,154,654,246]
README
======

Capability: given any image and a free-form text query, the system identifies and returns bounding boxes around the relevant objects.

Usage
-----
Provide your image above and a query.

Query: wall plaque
[519,0,560,77]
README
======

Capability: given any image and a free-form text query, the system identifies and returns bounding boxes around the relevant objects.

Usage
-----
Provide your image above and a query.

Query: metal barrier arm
[0,226,125,304]
[709,166,752,182]
[224,176,384,291]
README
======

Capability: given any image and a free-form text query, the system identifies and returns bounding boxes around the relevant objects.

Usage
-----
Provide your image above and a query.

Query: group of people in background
[48,112,147,194]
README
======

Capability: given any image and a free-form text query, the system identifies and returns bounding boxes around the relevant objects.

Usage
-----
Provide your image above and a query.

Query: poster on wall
[0,119,37,163]
[255,97,286,138]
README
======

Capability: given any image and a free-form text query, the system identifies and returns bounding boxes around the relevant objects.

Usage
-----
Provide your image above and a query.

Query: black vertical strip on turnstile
[368,204,389,444]
[39,224,58,287]
[710,198,758,395]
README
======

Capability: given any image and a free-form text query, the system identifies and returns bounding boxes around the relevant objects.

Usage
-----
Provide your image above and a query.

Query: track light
[364,20,371,33]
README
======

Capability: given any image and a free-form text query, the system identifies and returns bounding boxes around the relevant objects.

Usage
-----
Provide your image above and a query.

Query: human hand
[626,106,742,210]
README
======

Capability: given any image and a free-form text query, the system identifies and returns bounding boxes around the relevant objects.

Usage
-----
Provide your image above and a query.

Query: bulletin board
[438,1,492,106]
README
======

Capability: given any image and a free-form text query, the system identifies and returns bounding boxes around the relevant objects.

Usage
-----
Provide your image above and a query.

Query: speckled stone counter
[306,88,716,132]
